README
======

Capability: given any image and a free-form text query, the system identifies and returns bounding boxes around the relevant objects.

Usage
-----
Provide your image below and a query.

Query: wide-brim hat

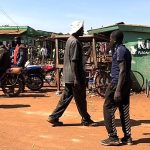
[69,20,84,35]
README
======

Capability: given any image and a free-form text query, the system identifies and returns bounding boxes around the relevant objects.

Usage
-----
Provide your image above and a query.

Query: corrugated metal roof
[88,24,150,34]
[0,26,53,37]
[0,26,28,30]
[0,30,26,35]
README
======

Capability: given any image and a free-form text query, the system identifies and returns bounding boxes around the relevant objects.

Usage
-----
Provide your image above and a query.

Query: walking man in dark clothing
[0,43,11,78]
[48,21,96,126]
[101,30,132,146]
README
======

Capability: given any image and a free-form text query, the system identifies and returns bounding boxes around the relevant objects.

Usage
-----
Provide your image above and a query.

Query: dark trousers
[49,83,91,121]
[103,83,131,137]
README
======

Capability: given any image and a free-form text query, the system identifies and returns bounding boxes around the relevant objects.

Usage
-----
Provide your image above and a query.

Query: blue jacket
[17,47,28,67]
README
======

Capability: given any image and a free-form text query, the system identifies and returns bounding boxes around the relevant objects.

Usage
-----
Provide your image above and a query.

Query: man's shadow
[17,88,58,97]
[51,121,104,127]
[59,119,150,145]
[53,119,150,128]
[114,119,150,145]
[0,104,31,109]
[25,88,57,93]
[19,94,49,98]
[0,93,49,98]
[109,119,150,127]
[133,138,150,145]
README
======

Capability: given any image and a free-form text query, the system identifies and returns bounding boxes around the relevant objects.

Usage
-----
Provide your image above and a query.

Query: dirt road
[0,88,149,150]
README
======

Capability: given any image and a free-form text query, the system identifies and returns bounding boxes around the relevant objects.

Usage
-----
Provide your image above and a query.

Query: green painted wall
[124,31,150,89]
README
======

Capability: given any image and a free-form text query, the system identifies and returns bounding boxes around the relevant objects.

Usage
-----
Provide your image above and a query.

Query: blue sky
[0,0,149,33]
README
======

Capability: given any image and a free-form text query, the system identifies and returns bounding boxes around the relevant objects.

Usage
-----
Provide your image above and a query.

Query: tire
[1,74,24,97]
[131,70,144,93]
[26,75,43,91]
[95,73,109,97]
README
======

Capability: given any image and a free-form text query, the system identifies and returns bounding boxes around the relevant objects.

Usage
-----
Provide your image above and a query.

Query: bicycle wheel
[131,70,144,93]
[95,73,109,97]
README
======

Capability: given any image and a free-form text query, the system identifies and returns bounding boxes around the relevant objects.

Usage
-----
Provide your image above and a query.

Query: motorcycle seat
[7,67,22,74]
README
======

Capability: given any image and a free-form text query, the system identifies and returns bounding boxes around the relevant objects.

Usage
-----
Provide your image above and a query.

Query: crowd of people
[0,37,27,78]
[0,37,55,78]
[0,20,132,146]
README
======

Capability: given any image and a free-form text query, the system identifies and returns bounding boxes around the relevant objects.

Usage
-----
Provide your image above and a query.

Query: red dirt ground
[0,87,150,150]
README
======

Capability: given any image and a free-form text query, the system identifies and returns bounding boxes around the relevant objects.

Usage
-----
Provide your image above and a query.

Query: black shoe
[81,119,99,127]
[47,117,63,127]
[101,137,120,146]
[121,136,133,145]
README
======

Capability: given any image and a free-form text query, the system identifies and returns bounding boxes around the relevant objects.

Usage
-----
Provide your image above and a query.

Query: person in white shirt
[41,46,47,64]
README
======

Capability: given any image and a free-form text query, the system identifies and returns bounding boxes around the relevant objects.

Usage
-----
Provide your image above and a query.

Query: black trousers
[49,83,91,121]
[103,83,131,137]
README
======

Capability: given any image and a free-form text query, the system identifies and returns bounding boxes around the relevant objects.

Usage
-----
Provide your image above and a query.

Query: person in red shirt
[13,37,28,67]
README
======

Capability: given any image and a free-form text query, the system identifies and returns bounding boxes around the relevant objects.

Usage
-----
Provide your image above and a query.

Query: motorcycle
[23,63,63,91]
[0,67,24,97]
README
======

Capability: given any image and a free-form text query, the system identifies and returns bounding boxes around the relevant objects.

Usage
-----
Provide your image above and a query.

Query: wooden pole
[92,37,97,68]
[55,38,60,92]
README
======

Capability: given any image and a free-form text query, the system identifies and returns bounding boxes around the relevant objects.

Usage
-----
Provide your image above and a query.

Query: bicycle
[86,62,111,97]
[94,62,111,97]
[87,63,144,97]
